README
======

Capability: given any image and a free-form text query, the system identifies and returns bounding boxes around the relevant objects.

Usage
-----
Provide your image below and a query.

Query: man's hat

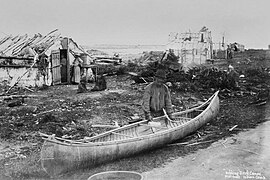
[155,69,166,79]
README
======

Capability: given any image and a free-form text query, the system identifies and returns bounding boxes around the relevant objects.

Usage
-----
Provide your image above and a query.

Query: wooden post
[192,42,194,63]
[85,67,89,82]
[210,41,213,59]
[66,38,71,84]
[198,50,200,65]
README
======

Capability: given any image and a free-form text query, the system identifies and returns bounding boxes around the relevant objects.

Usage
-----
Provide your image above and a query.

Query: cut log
[91,124,119,129]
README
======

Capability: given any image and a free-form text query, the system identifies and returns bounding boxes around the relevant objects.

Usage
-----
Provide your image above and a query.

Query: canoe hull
[41,91,219,176]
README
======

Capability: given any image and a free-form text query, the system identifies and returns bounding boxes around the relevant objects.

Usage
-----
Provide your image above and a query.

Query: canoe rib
[40,91,219,176]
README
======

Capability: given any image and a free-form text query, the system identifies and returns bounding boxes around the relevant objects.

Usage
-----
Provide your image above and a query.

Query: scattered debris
[229,125,238,131]
[33,109,56,116]
[7,98,25,107]
[186,140,215,147]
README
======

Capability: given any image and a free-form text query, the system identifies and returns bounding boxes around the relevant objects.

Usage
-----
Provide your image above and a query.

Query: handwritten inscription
[225,170,266,179]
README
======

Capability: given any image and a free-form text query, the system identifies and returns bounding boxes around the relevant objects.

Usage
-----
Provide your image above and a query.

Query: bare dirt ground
[143,119,270,180]
[0,50,269,179]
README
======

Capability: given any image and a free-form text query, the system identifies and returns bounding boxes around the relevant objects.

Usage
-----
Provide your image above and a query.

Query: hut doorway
[51,49,69,85]
[60,49,68,83]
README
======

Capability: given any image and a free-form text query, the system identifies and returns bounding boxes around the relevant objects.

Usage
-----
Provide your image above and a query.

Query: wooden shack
[167,27,213,70]
[0,30,93,89]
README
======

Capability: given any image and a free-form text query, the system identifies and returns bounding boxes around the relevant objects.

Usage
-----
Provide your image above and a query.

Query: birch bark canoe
[40,91,220,176]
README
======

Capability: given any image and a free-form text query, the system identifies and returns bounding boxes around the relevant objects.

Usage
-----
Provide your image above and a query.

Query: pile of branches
[129,64,241,92]
[135,51,164,64]
[245,67,270,85]
[124,51,270,92]
[169,67,232,92]
[122,50,179,76]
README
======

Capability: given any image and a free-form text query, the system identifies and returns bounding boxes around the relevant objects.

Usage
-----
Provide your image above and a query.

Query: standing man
[227,45,232,59]
[142,69,174,125]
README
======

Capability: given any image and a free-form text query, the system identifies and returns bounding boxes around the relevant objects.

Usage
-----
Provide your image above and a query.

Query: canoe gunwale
[40,91,219,147]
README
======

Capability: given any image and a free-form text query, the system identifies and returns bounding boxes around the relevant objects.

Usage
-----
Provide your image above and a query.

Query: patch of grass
[3,151,48,180]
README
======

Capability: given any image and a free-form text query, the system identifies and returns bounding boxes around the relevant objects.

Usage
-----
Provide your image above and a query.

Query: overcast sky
[0,0,269,49]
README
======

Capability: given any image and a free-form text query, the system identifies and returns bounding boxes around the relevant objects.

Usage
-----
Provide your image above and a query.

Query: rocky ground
[0,50,269,179]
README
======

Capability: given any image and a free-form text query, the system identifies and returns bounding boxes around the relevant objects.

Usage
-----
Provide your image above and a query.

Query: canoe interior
[87,109,206,143]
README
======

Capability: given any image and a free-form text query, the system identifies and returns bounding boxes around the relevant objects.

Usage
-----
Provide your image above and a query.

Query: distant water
[83,44,166,61]
[84,44,166,55]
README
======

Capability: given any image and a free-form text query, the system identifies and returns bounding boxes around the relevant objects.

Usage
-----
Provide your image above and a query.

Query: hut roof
[0,29,61,57]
